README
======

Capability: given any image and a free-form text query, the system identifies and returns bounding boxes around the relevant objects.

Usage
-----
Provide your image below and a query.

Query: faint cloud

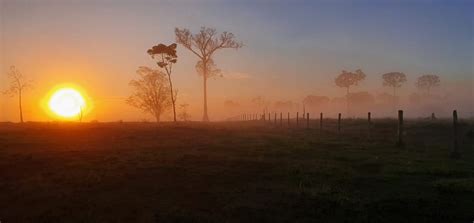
[223,71,252,80]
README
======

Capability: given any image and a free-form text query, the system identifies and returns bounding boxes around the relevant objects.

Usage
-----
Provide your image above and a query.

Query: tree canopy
[382,72,407,89]
[335,69,366,92]
[126,66,171,122]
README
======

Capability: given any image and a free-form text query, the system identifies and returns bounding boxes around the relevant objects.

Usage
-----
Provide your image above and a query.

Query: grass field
[0,119,473,222]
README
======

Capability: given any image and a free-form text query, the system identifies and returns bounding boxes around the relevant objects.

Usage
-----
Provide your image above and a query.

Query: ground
[0,119,473,222]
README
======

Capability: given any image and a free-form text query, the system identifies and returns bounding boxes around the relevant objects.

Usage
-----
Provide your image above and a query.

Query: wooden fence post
[368,112,372,140]
[320,112,323,133]
[451,110,460,158]
[274,113,277,125]
[431,113,436,120]
[338,113,341,133]
[268,113,270,123]
[306,113,309,129]
[397,110,404,147]
[296,112,299,127]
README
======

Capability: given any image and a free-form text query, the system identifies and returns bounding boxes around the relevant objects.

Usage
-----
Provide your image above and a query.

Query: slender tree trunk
[167,73,177,122]
[202,73,209,122]
[19,90,23,123]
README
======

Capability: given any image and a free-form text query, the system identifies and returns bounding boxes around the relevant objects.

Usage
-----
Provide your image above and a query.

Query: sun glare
[48,88,86,118]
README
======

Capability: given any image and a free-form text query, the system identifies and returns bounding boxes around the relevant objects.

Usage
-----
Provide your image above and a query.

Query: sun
[48,88,86,118]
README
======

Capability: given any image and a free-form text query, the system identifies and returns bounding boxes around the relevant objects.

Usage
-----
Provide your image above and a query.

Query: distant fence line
[236,110,462,158]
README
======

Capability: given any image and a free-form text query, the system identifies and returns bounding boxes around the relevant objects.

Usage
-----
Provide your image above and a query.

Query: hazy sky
[1,0,473,121]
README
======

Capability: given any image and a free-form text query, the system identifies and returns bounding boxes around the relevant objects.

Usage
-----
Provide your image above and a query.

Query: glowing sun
[48,88,86,118]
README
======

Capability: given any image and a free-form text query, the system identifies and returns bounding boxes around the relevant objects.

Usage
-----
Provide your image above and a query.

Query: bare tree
[382,72,407,110]
[3,66,32,123]
[126,66,171,123]
[335,69,366,113]
[416,74,440,96]
[175,27,243,121]
[147,43,178,122]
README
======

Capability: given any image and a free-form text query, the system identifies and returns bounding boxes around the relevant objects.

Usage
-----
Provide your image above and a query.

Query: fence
[236,110,463,158]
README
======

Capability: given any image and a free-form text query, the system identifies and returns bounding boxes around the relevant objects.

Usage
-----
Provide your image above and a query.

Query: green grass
[0,120,473,222]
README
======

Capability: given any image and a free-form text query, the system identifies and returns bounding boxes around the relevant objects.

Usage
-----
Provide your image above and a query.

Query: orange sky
[1,0,473,122]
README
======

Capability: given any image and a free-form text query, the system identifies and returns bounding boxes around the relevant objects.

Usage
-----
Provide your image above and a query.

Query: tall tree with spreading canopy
[416,74,440,96]
[382,72,407,110]
[382,72,407,97]
[175,27,243,121]
[3,66,32,123]
[147,43,178,122]
[126,66,171,123]
[335,69,366,113]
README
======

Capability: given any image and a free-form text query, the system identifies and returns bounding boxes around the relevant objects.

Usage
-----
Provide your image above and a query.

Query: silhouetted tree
[175,27,243,121]
[147,43,178,122]
[178,103,191,121]
[126,66,171,123]
[335,69,366,113]
[3,66,32,123]
[416,74,440,96]
[382,72,407,110]
[382,72,407,97]
[335,69,366,95]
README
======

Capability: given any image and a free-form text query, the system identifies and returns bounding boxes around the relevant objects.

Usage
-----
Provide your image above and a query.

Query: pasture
[0,119,473,222]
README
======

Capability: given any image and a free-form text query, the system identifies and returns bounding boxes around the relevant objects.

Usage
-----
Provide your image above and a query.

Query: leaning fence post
[338,113,341,133]
[397,110,404,147]
[306,113,309,129]
[451,110,460,158]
